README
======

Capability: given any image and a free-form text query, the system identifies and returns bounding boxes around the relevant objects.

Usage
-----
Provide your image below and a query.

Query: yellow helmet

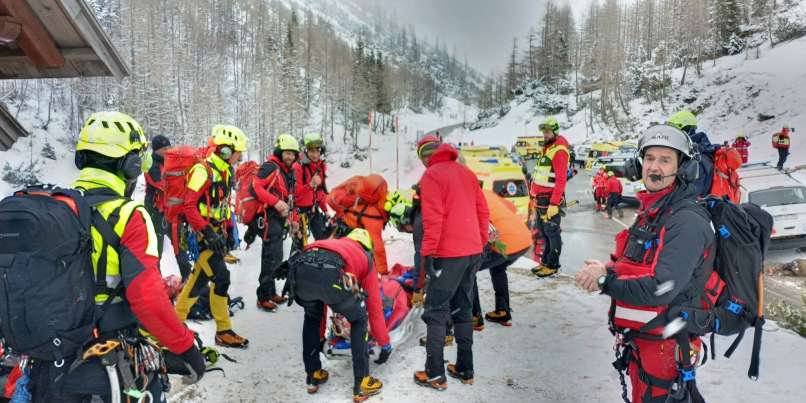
[212,125,247,152]
[275,134,301,153]
[346,228,373,251]
[607,171,614,177]
[76,111,146,158]
[539,116,560,133]
[666,110,697,131]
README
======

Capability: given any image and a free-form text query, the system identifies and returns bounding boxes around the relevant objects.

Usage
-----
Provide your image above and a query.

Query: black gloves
[202,227,227,256]
[180,345,207,384]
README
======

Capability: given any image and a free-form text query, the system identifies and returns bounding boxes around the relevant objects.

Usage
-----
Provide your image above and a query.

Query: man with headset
[576,125,716,403]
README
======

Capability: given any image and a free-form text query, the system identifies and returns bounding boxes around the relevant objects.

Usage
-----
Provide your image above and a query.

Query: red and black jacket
[251,155,301,221]
[297,158,328,209]
[602,184,718,336]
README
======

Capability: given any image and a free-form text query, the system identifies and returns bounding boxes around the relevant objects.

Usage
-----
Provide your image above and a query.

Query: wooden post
[368,111,373,173]
[395,116,400,189]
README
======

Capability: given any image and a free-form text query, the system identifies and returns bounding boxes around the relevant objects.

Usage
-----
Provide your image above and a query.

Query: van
[739,163,806,250]
[465,157,530,219]
[585,141,637,171]
[514,136,544,160]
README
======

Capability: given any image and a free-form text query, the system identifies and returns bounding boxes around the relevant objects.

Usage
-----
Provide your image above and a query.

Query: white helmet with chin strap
[626,125,699,183]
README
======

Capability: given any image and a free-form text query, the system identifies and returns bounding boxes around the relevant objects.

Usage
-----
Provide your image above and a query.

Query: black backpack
[0,186,120,361]
[646,197,773,379]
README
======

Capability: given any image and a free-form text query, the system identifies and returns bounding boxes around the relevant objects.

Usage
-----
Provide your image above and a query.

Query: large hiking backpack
[642,197,773,379]
[327,175,388,222]
[234,160,260,224]
[162,146,210,225]
[710,147,742,203]
[0,186,120,361]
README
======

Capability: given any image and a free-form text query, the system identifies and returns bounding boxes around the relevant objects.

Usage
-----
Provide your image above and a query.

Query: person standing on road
[593,166,608,212]
[530,116,570,278]
[773,124,792,170]
[412,136,489,391]
[605,171,623,219]
[732,133,750,164]
[575,124,716,403]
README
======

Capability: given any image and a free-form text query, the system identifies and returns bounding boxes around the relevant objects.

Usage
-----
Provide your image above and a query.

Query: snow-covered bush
[774,16,806,43]
[2,161,41,187]
[41,141,57,160]
[767,292,806,337]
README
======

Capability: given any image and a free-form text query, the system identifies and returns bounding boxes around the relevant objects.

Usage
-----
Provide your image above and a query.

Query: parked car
[739,163,806,250]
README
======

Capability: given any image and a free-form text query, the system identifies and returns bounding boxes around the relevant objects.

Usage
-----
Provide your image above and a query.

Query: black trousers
[293,261,369,387]
[536,214,562,269]
[777,148,789,170]
[606,193,622,217]
[257,213,285,300]
[422,254,481,378]
[472,248,528,315]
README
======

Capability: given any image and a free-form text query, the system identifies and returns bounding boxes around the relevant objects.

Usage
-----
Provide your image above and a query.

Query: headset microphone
[648,173,676,182]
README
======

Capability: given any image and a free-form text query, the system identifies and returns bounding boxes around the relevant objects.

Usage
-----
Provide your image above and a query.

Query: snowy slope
[463,31,806,169]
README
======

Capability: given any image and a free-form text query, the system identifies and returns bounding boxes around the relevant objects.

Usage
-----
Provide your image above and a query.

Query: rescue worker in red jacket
[593,166,609,211]
[174,125,250,348]
[773,124,792,170]
[605,171,624,219]
[530,116,570,277]
[731,133,750,164]
[296,132,330,245]
[287,228,387,402]
[250,134,302,311]
[30,112,205,401]
[576,124,716,403]
[412,137,490,390]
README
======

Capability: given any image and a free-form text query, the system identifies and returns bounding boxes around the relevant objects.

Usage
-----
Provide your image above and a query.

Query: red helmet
[417,135,441,159]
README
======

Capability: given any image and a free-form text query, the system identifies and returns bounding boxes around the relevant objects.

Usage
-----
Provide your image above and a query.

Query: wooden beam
[0,15,22,43]
[59,0,129,79]
[0,0,64,68]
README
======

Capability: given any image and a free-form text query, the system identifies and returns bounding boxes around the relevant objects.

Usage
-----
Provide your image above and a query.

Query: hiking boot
[618,208,624,218]
[532,265,559,278]
[472,315,485,331]
[413,371,448,391]
[271,294,288,304]
[215,330,249,348]
[256,299,278,312]
[447,363,474,385]
[484,310,512,327]
[306,369,329,394]
[353,375,383,402]
[419,334,454,347]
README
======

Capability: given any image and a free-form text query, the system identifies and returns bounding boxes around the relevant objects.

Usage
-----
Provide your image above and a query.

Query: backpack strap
[83,191,125,298]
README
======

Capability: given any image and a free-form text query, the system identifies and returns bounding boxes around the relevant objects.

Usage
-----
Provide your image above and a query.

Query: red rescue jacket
[606,176,623,195]
[305,238,390,347]
[297,158,328,209]
[419,144,490,258]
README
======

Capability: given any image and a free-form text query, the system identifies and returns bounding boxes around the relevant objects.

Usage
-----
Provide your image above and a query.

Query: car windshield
[749,187,806,207]
[493,179,527,198]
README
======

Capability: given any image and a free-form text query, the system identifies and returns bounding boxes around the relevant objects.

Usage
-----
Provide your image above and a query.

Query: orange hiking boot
[472,315,485,331]
[353,375,383,402]
[306,369,329,394]
[413,371,447,391]
[256,299,278,312]
[271,294,288,304]
[215,330,249,348]
[447,363,474,385]
[484,310,512,327]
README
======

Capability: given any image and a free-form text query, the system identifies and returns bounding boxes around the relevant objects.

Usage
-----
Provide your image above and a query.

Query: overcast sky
[389,0,593,75]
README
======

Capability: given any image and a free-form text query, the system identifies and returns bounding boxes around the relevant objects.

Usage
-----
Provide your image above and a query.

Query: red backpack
[162,146,210,225]
[234,161,262,224]
[327,174,388,221]
[710,147,742,203]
